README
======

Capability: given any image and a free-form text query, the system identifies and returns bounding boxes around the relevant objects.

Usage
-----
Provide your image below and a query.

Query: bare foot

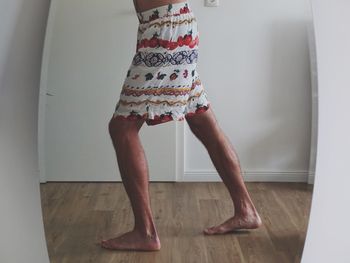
[100,229,161,251]
[203,209,262,235]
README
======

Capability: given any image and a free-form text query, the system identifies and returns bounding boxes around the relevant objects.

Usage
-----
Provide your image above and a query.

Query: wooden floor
[40,182,313,263]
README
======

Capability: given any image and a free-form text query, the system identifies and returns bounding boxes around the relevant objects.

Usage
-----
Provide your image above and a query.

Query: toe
[203,226,215,234]
[204,225,227,235]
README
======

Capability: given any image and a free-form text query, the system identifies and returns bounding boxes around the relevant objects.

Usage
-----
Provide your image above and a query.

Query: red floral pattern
[137,32,199,51]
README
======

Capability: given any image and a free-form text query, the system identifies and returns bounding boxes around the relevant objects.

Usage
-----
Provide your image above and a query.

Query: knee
[108,115,142,139]
[185,108,220,145]
[108,116,129,139]
[185,105,212,133]
[186,116,206,138]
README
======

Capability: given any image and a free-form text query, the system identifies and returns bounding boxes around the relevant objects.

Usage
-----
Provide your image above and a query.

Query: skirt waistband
[137,1,192,24]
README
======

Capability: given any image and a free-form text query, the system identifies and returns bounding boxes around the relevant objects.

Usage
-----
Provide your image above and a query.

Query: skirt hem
[112,103,210,126]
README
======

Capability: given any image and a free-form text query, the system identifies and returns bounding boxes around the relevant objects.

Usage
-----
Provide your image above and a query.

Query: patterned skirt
[113,1,210,126]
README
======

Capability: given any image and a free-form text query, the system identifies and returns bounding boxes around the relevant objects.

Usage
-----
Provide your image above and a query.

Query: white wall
[184,0,313,182]
[0,0,50,262]
[41,0,314,183]
[301,0,350,262]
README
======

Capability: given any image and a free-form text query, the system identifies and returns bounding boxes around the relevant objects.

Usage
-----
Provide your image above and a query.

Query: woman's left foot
[203,209,262,235]
[100,229,161,251]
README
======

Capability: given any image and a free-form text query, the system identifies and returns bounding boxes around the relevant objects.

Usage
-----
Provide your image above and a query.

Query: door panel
[39,0,178,181]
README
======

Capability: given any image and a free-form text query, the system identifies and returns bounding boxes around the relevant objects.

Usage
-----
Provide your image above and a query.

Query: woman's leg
[185,107,263,234]
[100,116,161,250]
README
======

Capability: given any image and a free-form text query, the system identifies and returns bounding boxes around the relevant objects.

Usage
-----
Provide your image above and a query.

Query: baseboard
[307,173,315,184]
[183,170,311,182]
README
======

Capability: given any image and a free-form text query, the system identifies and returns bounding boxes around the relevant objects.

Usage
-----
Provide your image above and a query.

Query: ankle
[234,201,258,217]
[133,225,158,239]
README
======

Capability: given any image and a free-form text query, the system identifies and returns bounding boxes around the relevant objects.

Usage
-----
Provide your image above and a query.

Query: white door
[38,0,182,182]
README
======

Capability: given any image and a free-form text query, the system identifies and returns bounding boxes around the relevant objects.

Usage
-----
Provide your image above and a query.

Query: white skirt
[113,1,210,126]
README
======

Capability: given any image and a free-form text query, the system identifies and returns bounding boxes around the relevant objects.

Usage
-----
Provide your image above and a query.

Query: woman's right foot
[100,229,161,251]
[203,208,263,235]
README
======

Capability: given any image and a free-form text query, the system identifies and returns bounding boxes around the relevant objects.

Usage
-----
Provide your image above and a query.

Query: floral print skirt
[112,1,210,126]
